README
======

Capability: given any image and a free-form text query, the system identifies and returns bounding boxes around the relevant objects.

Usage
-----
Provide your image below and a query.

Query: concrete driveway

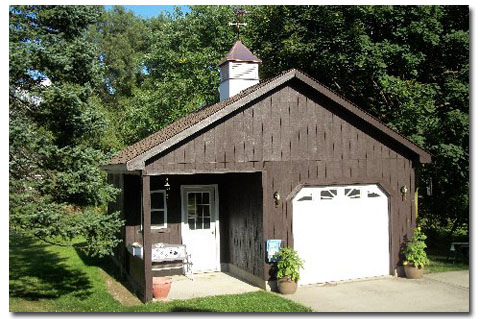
[282,270,469,312]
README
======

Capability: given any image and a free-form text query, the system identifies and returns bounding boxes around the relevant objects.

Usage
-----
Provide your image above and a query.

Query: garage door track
[282,270,469,312]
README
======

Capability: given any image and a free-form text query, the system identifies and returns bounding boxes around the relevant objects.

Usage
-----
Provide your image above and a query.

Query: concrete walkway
[167,272,260,301]
[282,270,470,312]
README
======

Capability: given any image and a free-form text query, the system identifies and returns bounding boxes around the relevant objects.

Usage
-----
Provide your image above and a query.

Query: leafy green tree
[245,5,469,240]
[119,6,237,144]
[88,6,150,150]
[9,5,123,257]
[94,5,149,98]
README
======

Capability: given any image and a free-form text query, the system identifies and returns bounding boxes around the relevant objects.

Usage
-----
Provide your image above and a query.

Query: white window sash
[150,190,167,229]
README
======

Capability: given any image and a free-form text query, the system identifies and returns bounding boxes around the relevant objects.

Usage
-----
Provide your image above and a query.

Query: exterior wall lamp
[400,185,408,201]
[273,191,281,206]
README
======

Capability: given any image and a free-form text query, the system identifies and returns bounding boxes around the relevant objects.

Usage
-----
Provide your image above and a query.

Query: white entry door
[293,184,390,286]
[181,185,220,273]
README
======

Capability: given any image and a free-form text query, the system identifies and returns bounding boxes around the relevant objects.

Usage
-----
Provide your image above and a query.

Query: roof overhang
[100,163,141,174]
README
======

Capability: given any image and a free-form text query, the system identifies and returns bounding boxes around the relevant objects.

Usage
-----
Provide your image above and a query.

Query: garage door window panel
[367,191,381,198]
[345,188,361,199]
[320,189,337,200]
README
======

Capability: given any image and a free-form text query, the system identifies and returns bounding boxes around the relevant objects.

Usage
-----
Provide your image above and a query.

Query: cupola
[219,41,262,101]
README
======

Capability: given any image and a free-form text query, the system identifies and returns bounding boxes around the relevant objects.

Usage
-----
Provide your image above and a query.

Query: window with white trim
[150,190,167,229]
[187,191,211,230]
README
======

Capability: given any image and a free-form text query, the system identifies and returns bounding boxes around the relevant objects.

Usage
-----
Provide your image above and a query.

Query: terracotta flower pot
[152,276,172,300]
[277,277,298,294]
[404,264,424,279]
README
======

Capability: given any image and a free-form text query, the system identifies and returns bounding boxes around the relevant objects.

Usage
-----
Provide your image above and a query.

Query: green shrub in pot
[401,227,430,279]
[401,227,430,268]
[275,247,304,294]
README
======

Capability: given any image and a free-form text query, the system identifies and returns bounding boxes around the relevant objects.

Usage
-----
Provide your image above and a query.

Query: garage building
[102,41,431,302]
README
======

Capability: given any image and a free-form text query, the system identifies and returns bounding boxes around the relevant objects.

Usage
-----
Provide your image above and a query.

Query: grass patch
[9,232,311,312]
[424,255,469,274]
[127,291,311,312]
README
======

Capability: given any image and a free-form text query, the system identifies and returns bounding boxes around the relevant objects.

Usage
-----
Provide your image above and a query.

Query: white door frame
[180,184,220,272]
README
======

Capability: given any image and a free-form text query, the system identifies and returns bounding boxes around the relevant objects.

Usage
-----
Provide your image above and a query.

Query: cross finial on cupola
[228,8,248,39]
[219,41,262,101]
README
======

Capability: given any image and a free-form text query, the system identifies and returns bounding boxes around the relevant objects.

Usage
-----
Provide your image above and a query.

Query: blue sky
[104,5,191,18]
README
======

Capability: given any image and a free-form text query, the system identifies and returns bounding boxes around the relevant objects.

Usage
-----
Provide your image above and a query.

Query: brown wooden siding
[143,80,418,281]
[127,254,146,299]
[221,173,264,278]
[108,173,147,301]
[124,175,143,246]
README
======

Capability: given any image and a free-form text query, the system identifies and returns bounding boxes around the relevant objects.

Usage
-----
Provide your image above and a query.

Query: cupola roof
[219,40,262,66]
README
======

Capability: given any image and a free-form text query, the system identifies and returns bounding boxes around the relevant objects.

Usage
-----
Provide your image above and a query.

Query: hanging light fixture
[164,177,170,199]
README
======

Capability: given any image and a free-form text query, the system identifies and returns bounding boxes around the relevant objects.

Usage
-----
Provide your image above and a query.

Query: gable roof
[218,40,262,66]
[103,69,431,171]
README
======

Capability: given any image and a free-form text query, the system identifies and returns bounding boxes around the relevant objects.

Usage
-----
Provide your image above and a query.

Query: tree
[87,5,151,150]
[245,5,469,240]
[9,5,123,257]
[94,5,149,99]
[103,6,238,145]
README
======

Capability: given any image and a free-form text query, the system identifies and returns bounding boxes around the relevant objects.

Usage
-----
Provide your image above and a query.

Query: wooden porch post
[142,174,153,302]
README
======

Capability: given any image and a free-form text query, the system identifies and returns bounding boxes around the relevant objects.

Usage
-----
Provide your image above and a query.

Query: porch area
[168,272,260,301]
[116,171,266,302]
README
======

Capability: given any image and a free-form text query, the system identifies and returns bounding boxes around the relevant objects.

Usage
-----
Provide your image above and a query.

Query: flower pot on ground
[277,277,298,294]
[403,263,424,279]
[152,276,172,300]
[401,227,429,279]
[274,247,304,294]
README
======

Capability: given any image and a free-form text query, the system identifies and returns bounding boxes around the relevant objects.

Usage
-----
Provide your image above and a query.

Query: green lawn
[9,233,311,312]
[424,255,469,274]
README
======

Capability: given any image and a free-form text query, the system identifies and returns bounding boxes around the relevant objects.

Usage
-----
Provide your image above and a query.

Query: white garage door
[293,184,390,286]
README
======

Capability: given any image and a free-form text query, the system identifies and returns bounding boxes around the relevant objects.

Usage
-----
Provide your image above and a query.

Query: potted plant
[152,276,172,300]
[401,227,430,279]
[274,247,304,294]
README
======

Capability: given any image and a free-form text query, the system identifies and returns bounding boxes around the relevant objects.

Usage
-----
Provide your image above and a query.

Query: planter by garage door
[293,184,390,286]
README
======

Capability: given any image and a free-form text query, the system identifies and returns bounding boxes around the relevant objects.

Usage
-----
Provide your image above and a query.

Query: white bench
[449,242,469,264]
[128,242,194,279]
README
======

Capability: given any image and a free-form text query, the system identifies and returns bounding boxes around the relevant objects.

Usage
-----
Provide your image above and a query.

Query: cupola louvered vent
[219,41,261,101]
